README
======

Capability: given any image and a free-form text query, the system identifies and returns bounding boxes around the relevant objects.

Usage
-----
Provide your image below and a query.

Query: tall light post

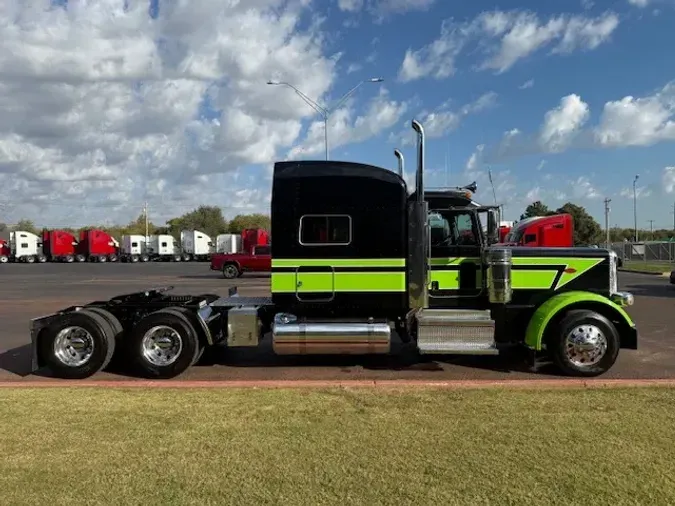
[633,174,639,242]
[266,77,384,160]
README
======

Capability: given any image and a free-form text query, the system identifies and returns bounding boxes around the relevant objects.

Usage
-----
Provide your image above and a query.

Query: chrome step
[416,309,498,355]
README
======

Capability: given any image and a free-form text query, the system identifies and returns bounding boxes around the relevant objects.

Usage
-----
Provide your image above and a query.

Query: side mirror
[487,210,499,245]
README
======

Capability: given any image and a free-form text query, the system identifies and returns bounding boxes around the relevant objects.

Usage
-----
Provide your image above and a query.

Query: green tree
[520,201,555,220]
[227,213,271,234]
[166,205,229,240]
[11,219,38,235]
[555,202,603,246]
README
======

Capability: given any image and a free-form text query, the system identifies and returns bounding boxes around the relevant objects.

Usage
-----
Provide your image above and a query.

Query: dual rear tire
[38,307,204,380]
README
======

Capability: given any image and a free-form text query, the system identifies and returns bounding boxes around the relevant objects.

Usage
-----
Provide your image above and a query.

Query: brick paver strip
[1,379,675,389]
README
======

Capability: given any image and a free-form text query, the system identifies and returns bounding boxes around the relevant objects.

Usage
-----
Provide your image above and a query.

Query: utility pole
[672,202,675,232]
[604,198,611,247]
[633,174,639,242]
[648,219,654,239]
[143,201,149,239]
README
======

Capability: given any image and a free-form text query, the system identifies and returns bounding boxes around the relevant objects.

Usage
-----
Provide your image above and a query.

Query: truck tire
[37,310,116,379]
[182,254,191,262]
[65,255,74,263]
[25,255,35,263]
[75,254,86,262]
[108,254,118,262]
[98,255,107,263]
[222,263,240,279]
[140,254,149,262]
[37,255,47,263]
[547,309,620,377]
[126,308,201,379]
[173,254,182,262]
[0,255,8,263]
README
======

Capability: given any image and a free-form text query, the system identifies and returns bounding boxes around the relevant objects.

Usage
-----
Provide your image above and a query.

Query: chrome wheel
[53,326,95,367]
[141,325,183,366]
[564,324,608,367]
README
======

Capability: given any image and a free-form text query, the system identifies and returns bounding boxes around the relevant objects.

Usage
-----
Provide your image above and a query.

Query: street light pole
[633,175,639,242]
[266,77,384,160]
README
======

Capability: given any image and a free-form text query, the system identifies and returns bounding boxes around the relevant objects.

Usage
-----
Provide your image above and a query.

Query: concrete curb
[2,378,675,389]
[619,268,671,276]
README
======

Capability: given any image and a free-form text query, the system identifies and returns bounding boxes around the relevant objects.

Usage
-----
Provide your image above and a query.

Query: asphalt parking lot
[1,262,673,382]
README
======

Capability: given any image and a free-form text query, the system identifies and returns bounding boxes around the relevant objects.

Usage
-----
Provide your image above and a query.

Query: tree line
[519,201,675,245]
[0,206,271,242]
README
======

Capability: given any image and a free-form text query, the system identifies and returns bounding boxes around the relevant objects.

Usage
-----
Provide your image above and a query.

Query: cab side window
[429,211,479,251]
[299,215,351,246]
[453,213,478,245]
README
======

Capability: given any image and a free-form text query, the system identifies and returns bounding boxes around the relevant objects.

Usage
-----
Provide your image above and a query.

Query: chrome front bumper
[610,291,634,307]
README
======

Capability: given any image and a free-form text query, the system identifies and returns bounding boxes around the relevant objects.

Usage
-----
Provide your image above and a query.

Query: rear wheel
[0,255,8,263]
[548,309,620,377]
[222,263,240,279]
[108,254,118,262]
[75,254,86,262]
[126,308,201,379]
[38,310,116,379]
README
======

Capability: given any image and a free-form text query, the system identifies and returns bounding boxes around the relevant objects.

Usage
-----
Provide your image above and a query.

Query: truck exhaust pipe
[411,120,424,201]
[407,119,429,310]
[394,149,404,177]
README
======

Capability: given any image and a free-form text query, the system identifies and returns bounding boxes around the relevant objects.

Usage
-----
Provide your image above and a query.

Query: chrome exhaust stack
[407,119,429,310]
[412,120,424,203]
[394,149,404,177]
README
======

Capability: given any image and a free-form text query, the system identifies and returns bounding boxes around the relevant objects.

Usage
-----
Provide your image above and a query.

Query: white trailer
[120,235,150,263]
[216,233,242,254]
[9,231,46,263]
[147,234,182,262]
[180,230,214,261]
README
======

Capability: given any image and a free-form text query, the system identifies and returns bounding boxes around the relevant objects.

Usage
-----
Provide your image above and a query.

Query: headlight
[608,250,618,294]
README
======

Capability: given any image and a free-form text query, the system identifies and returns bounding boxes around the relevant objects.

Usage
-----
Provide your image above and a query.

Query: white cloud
[288,87,408,157]
[620,186,653,199]
[628,0,651,6]
[539,94,590,152]
[571,176,602,199]
[398,9,619,81]
[594,81,675,147]
[0,0,409,227]
[663,166,675,193]
[389,92,498,146]
[338,0,436,18]
[519,79,535,89]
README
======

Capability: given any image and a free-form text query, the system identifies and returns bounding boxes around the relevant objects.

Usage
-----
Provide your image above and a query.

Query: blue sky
[1,0,674,229]
[276,0,675,229]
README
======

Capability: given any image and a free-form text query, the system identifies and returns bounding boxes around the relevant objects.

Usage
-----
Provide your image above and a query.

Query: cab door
[428,210,483,304]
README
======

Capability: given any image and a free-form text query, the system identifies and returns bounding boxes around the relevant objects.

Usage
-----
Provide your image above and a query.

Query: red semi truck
[76,229,119,262]
[41,229,78,262]
[0,239,9,263]
[499,214,573,247]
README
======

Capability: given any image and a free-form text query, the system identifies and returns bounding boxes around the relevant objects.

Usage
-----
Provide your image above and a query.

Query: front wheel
[548,309,620,377]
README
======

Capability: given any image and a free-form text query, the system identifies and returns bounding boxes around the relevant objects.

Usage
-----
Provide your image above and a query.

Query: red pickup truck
[210,245,271,279]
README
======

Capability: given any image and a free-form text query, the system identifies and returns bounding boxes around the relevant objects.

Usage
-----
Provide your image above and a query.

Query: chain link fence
[608,241,675,264]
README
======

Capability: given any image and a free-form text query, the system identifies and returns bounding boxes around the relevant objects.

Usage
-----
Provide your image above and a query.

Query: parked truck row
[0,227,270,264]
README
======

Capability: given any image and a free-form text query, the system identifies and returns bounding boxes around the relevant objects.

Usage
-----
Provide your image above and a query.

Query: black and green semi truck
[29,119,637,380]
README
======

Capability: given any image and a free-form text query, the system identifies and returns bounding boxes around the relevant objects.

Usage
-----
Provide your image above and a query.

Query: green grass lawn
[2,386,675,506]
[621,260,673,273]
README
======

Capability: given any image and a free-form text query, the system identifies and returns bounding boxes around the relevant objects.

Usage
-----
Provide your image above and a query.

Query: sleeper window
[300,215,351,245]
